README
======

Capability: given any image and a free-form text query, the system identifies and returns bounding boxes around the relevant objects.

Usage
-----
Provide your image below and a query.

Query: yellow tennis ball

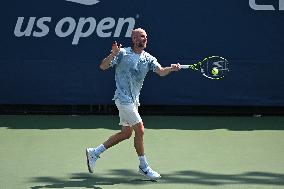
[212,68,219,75]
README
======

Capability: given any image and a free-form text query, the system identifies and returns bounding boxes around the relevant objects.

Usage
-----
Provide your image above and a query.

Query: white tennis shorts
[115,100,142,127]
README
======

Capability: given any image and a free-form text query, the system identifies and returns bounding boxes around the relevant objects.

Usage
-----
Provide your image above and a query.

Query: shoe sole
[138,168,161,180]
[85,148,93,173]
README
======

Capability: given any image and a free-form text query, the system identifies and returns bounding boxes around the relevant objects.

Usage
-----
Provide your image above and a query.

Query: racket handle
[179,65,191,69]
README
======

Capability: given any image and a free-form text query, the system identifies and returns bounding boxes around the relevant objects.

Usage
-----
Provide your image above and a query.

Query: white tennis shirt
[110,47,161,105]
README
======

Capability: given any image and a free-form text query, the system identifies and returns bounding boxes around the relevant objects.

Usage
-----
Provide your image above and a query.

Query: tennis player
[86,28,180,180]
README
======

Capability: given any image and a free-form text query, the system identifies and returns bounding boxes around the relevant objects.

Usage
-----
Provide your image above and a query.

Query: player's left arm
[155,64,180,76]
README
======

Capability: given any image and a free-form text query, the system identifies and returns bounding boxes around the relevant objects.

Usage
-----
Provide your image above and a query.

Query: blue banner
[0,0,284,105]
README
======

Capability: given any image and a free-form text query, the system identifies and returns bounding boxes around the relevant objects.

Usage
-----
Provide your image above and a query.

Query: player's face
[135,31,147,49]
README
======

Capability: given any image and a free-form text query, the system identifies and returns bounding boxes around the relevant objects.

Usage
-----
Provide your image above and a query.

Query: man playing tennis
[86,28,180,180]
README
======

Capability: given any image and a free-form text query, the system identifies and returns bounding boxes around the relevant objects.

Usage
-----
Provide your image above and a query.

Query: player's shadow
[30,170,156,189]
[30,169,284,188]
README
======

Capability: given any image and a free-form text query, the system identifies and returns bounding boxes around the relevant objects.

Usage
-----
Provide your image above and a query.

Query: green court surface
[1,115,284,189]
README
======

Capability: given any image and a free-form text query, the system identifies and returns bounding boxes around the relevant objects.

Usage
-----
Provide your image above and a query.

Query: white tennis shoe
[85,148,99,173]
[138,166,161,180]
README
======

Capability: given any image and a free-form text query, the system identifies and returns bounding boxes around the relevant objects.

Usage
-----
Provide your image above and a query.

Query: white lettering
[73,17,96,45]
[13,16,136,45]
[280,0,284,10]
[114,17,135,37]
[55,17,77,37]
[33,17,51,37]
[97,17,115,37]
[14,17,36,37]
[249,0,284,10]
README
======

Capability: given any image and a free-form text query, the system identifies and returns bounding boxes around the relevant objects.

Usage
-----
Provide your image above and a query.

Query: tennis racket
[179,56,229,80]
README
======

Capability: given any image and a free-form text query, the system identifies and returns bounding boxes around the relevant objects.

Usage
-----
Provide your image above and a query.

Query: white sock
[138,155,149,169]
[94,144,106,156]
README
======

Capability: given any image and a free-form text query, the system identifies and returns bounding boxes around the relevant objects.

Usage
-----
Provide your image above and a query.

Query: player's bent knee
[121,127,133,140]
[122,132,132,140]
[133,122,144,136]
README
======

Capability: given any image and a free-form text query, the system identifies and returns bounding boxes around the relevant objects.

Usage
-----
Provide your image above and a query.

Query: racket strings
[200,57,229,80]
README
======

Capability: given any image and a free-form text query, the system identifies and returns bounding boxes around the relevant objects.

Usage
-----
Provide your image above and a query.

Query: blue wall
[1,0,284,105]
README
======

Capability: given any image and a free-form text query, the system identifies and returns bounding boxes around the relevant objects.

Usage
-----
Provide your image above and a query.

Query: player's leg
[86,100,135,173]
[86,126,133,173]
[133,122,145,156]
[132,121,161,180]
[103,126,133,148]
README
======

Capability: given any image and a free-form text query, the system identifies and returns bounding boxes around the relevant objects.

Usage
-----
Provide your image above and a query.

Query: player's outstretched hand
[171,63,181,71]
[111,41,122,55]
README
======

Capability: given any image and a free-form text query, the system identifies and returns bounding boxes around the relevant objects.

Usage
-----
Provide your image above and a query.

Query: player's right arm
[100,41,121,70]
